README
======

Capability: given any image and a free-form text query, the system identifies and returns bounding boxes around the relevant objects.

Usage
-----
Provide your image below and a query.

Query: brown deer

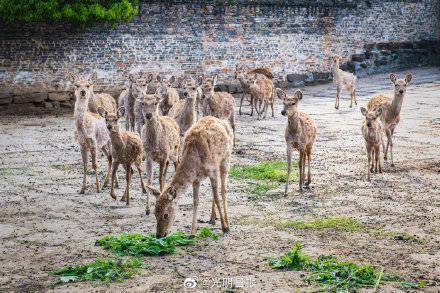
[147,116,234,238]
[157,75,180,115]
[332,55,357,109]
[79,72,117,115]
[249,74,275,120]
[276,88,317,194]
[361,107,384,181]
[367,73,412,166]
[138,89,180,215]
[69,73,113,194]
[97,106,146,205]
[199,74,236,144]
[235,64,254,116]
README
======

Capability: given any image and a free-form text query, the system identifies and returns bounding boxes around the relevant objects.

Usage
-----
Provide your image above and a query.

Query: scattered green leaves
[268,241,421,292]
[400,280,426,289]
[230,161,296,182]
[197,227,220,240]
[52,257,147,284]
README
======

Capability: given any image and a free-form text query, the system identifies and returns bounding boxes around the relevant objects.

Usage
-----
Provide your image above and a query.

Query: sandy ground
[0,67,439,292]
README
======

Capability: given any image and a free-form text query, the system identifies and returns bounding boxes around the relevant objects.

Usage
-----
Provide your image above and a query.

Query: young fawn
[147,116,234,238]
[98,106,146,205]
[361,107,383,181]
[367,73,412,166]
[332,55,357,109]
[138,89,180,215]
[199,74,236,144]
[70,73,113,194]
[276,88,317,194]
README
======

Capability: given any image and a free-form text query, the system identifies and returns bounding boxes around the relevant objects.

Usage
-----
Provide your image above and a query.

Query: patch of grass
[368,229,425,244]
[52,257,148,284]
[251,182,280,197]
[268,242,412,292]
[50,163,76,171]
[275,216,362,232]
[230,161,296,182]
[96,229,218,257]
[400,280,426,289]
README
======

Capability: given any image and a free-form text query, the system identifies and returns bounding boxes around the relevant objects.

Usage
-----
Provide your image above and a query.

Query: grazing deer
[97,106,146,204]
[249,74,275,120]
[147,116,234,238]
[199,75,236,144]
[139,89,180,215]
[157,75,180,115]
[332,55,357,109]
[70,73,113,194]
[167,77,200,136]
[361,107,384,181]
[276,88,317,194]
[367,73,412,166]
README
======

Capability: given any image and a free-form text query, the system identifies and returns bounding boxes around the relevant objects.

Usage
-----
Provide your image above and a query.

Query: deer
[69,73,113,194]
[276,88,317,194]
[79,72,117,115]
[361,107,384,181]
[199,74,236,144]
[367,73,412,167]
[249,74,275,120]
[235,64,254,116]
[138,88,181,215]
[156,75,180,115]
[146,116,234,238]
[332,55,357,109]
[97,106,146,205]
[167,76,199,136]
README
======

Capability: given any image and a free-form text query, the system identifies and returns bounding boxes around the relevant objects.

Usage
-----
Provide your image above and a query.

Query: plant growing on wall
[0,0,139,26]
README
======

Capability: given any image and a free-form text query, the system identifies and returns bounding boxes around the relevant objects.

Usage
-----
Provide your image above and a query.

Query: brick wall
[0,0,439,111]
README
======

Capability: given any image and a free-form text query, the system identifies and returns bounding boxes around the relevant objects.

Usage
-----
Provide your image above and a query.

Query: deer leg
[136,158,146,194]
[110,161,119,200]
[335,87,340,109]
[285,146,292,196]
[250,94,254,116]
[298,151,304,192]
[239,93,245,116]
[271,101,275,118]
[389,135,394,167]
[375,145,381,173]
[353,88,357,105]
[145,156,153,215]
[263,101,268,119]
[159,160,168,191]
[220,161,230,229]
[302,151,306,189]
[305,147,312,187]
[253,98,260,119]
[90,146,101,193]
[384,129,391,161]
[370,147,375,173]
[229,113,236,147]
[121,163,131,205]
[80,146,88,194]
[191,180,201,235]
[102,146,111,188]
[349,86,354,108]
[210,175,228,233]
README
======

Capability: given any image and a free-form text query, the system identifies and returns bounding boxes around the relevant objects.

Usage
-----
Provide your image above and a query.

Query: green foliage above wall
[0,0,139,26]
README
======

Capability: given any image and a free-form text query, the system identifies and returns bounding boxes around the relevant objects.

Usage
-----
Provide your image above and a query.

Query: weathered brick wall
[0,0,439,111]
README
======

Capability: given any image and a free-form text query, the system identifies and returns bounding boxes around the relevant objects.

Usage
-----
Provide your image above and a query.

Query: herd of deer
[69,55,413,237]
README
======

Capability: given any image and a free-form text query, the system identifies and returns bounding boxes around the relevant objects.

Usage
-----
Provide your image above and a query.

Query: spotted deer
[199,75,236,144]
[138,89,180,215]
[361,107,384,181]
[276,88,317,194]
[332,55,357,109]
[235,64,254,116]
[147,116,234,238]
[367,73,412,166]
[98,106,146,204]
[69,73,113,194]
[83,72,117,115]
[249,74,275,120]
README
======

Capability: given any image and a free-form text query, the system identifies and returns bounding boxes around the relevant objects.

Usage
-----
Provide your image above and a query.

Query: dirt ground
[0,67,439,292]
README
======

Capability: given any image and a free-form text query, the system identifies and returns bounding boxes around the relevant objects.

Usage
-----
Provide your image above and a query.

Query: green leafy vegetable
[52,258,147,283]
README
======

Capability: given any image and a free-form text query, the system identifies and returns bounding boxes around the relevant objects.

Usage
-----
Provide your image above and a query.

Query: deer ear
[294,89,303,100]
[117,106,125,118]
[389,73,397,84]
[146,185,161,197]
[360,107,368,116]
[405,73,412,84]
[375,107,383,117]
[97,107,107,118]
[276,88,286,100]
[156,74,163,83]
[167,186,177,200]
